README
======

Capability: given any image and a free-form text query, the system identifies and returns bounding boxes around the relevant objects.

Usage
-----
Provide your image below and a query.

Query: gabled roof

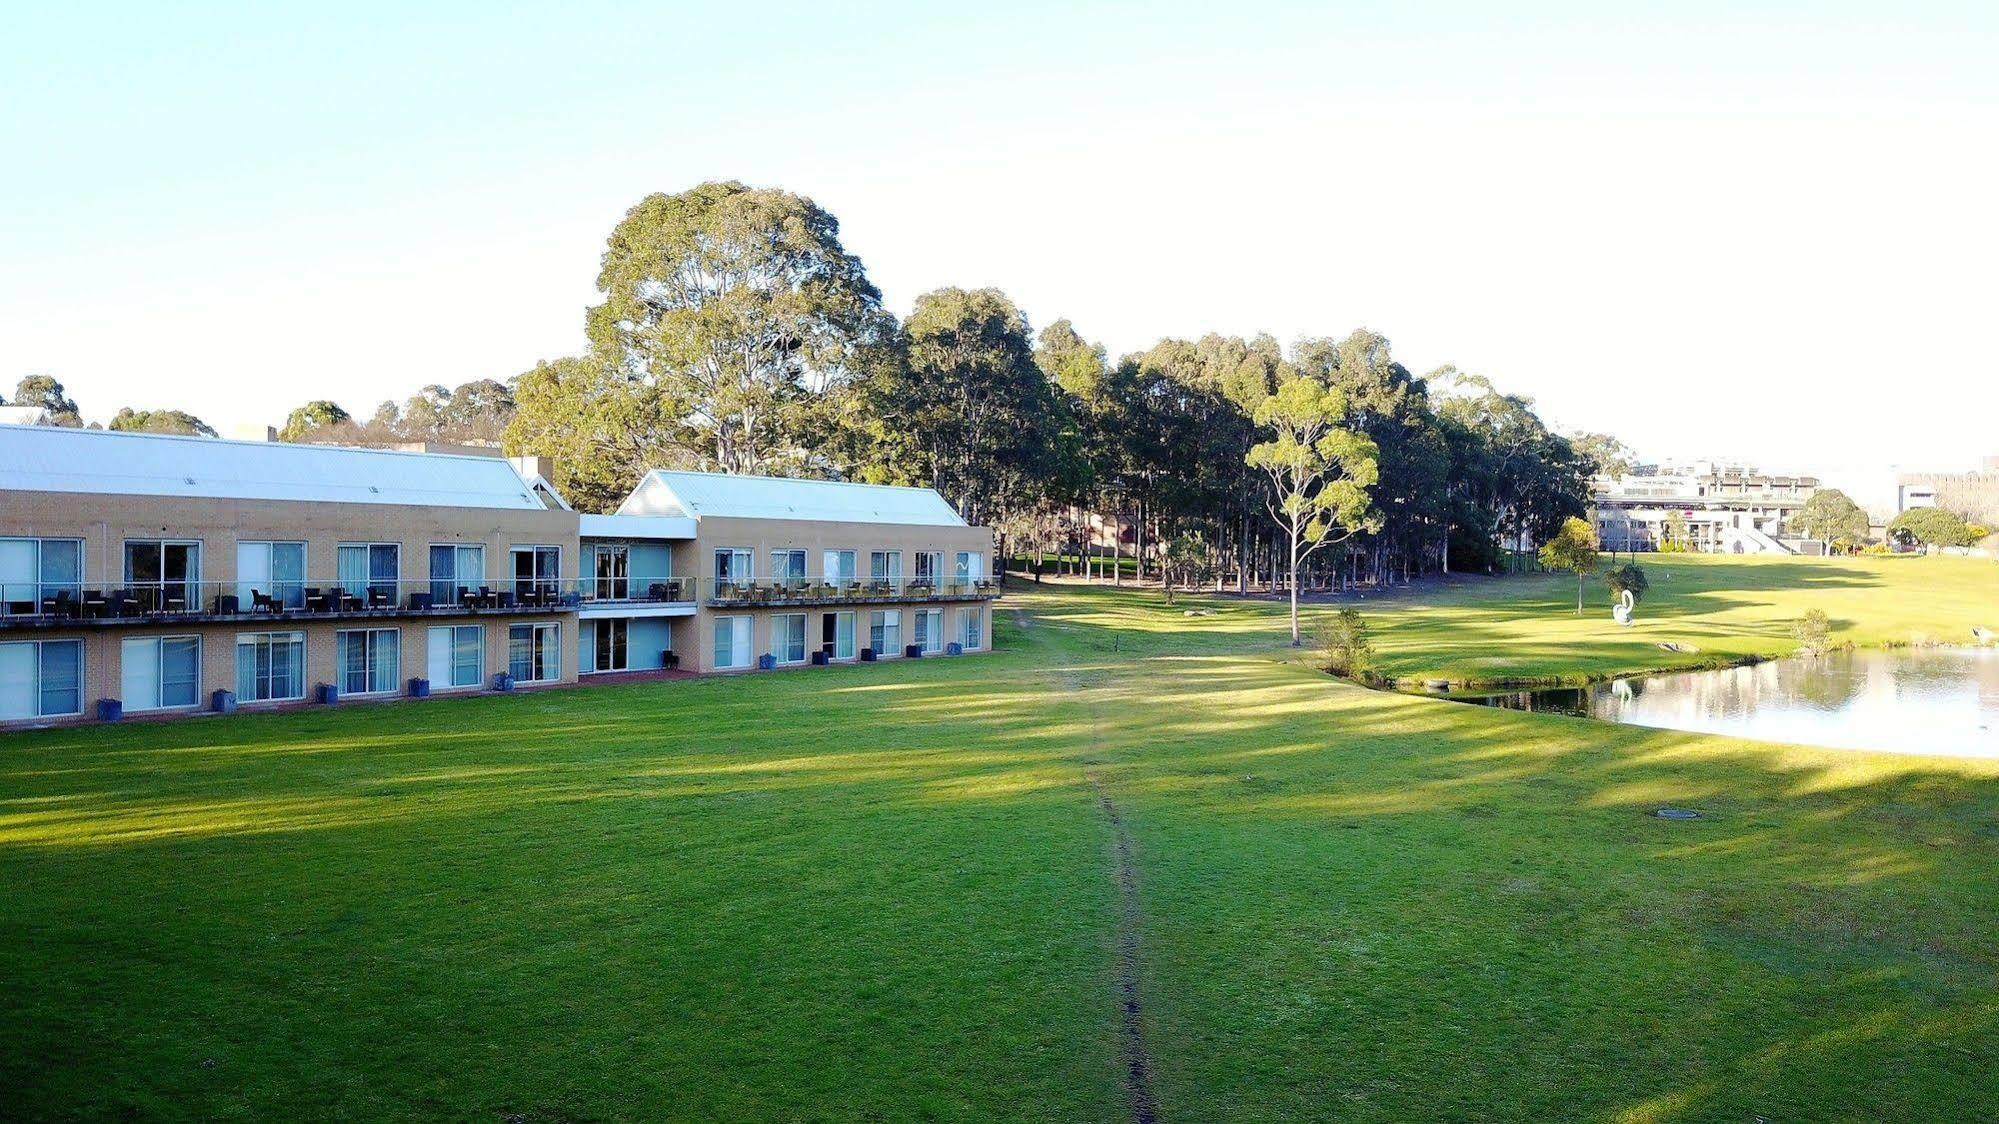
[0,426,549,510]
[618,470,970,527]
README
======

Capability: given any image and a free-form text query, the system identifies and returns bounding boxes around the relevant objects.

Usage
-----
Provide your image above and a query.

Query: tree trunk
[1288,525,1303,646]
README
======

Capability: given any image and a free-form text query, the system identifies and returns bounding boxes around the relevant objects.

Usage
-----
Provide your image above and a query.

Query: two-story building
[0,428,997,726]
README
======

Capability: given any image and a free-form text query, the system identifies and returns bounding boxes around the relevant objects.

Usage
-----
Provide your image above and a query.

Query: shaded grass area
[3,555,1998,1120]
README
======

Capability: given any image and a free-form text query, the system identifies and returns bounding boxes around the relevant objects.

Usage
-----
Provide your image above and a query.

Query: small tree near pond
[1606,562,1649,606]
[1793,608,1832,655]
[1318,608,1376,681]
[1538,516,1600,615]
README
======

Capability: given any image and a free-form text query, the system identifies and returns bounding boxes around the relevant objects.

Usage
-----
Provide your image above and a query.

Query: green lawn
[3,555,1997,1120]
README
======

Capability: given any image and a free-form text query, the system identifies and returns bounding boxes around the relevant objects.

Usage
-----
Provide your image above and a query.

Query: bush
[1319,609,1376,681]
[1606,562,1649,605]
[1792,608,1832,655]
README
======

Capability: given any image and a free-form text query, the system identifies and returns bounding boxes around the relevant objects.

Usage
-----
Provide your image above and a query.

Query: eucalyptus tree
[12,375,82,426]
[107,408,216,437]
[1246,374,1380,645]
[1794,488,1870,554]
[585,181,892,476]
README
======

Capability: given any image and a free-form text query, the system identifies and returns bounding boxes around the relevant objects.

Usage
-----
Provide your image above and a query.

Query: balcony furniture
[648,582,672,601]
[211,593,240,615]
[904,644,924,659]
[407,592,434,611]
[497,591,517,610]
[368,588,391,609]
[338,591,363,613]
[5,599,33,616]
[81,591,107,619]
[108,591,135,618]
[661,649,679,670]
[560,591,581,608]
[407,677,431,698]
[251,590,279,613]
[303,588,329,613]
[42,592,79,619]
[478,587,498,609]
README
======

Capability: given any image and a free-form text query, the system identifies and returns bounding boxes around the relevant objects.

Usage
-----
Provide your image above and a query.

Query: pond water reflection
[1456,647,1999,757]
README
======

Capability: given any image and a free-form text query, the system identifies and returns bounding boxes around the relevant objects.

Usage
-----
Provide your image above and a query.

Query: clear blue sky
[4,2,1995,508]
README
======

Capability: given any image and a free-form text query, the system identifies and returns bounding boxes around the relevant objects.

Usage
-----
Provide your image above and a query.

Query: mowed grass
[2,554,1997,1121]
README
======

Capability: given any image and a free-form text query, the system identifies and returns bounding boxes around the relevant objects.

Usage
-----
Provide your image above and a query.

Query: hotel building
[1591,459,1820,554]
[0,427,996,726]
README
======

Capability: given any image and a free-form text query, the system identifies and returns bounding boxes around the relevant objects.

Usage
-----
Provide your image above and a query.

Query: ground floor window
[427,625,483,689]
[824,611,855,660]
[774,613,807,664]
[959,607,985,650]
[0,639,82,719]
[508,623,560,683]
[869,609,901,656]
[593,618,629,672]
[713,614,752,670]
[121,635,200,711]
[236,631,305,702]
[915,608,944,653]
[337,628,400,695]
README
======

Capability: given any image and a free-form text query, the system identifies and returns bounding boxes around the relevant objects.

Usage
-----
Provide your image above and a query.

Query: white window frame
[870,550,902,585]
[774,612,808,664]
[237,540,307,610]
[121,634,201,712]
[508,622,561,684]
[338,541,401,603]
[959,606,985,651]
[713,614,753,670]
[829,610,856,660]
[429,543,486,604]
[336,628,401,696]
[916,608,944,653]
[427,624,485,690]
[870,609,902,657]
[0,638,84,719]
[714,548,754,581]
[509,545,561,599]
[0,537,84,611]
[822,550,857,587]
[592,617,629,673]
[235,631,306,703]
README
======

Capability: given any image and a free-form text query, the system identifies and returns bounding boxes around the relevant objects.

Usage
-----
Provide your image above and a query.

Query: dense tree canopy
[107,408,216,437]
[1794,488,1870,552]
[11,375,82,426]
[1889,507,1974,551]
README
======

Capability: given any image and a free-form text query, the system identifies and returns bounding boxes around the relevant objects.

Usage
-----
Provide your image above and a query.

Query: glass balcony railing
[703,576,1000,607]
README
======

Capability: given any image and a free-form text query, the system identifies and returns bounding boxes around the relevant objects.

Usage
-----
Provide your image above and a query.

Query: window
[869,609,901,656]
[590,545,629,600]
[869,550,902,585]
[0,537,82,613]
[714,548,754,581]
[427,625,484,689]
[237,541,306,609]
[774,613,807,663]
[125,540,200,612]
[770,550,806,588]
[955,551,985,584]
[338,543,400,602]
[959,607,985,650]
[914,551,944,583]
[510,546,559,600]
[336,629,400,695]
[822,549,857,587]
[0,640,82,719]
[592,618,629,672]
[915,609,944,653]
[826,611,856,660]
[713,615,752,670]
[508,622,560,683]
[121,635,200,711]
[235,632,305,702]
[429,544,485,605]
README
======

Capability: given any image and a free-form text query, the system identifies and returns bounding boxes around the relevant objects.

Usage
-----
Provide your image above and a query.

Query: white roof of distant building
[0,406,52,425]
[618,470,970,527]
[0,426,548,510]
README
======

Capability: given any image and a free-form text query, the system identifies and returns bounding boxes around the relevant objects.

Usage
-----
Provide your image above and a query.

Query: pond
[1454,647,1999,757]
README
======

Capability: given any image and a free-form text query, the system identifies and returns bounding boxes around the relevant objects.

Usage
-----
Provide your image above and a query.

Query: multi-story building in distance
[0,427,996,727]
[1590,459,1820,554]
[1896,456,1999,525]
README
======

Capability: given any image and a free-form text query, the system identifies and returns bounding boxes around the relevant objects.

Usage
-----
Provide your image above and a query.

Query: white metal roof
[0,426,549,510]
[578,513,697,540]
[618,470,970,527]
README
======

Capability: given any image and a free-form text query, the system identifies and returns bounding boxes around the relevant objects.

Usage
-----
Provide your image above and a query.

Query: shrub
[1319,608,1376,680]
[1792,608,1832,655]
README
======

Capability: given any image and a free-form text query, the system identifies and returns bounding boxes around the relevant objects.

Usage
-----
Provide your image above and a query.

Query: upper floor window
[870,550,902,584]
[430,544,486,605]
[338,543,400,605]
[510,546,559,601]
[0,537,81,614]
[822,549,857,586]
[238,541,306,610]
[770,550,806,585]
[914,551,944,584]
[590,544,629,600]
[955,551,985,583]
[714,548,753,582]
[125,540,200,613]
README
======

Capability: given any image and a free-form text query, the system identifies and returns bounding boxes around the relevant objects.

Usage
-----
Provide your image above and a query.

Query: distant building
[1591,459,1820,554]
[0,406,53,426]
[1896,456,1999,525]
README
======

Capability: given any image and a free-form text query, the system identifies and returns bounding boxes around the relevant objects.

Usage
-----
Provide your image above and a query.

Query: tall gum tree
[1246,376,1380,645]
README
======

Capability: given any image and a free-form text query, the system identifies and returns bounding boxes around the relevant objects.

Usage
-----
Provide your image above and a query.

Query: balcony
[0,579,576,631]
[704,576,1001,608]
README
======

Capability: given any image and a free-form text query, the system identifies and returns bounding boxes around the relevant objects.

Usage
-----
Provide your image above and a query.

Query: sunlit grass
[2,556,1996,1120]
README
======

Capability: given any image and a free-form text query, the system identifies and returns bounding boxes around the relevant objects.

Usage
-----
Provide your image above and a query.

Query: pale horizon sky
[4,2,1995,513]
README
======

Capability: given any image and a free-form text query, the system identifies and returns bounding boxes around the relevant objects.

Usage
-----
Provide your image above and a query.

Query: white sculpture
[1612,588,1636,626]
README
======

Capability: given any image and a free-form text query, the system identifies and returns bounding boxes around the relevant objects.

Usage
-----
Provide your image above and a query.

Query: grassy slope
[2,555,1996,1121]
